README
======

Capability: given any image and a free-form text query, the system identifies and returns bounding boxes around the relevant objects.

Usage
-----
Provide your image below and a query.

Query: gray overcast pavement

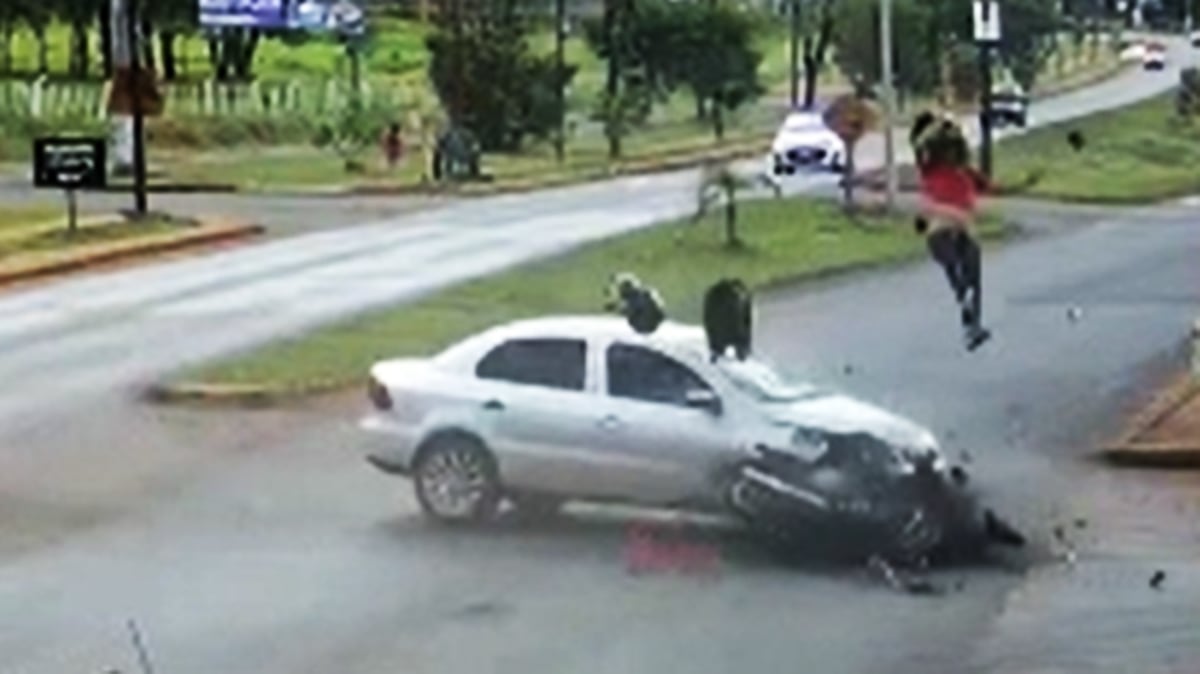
[0,38,1196,674]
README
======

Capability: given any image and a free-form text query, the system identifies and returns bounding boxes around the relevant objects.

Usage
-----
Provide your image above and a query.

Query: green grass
[159,109,775,190]
[0,205,59,233]
[996,93,1200,203]
[182,197,1006,392]
[0,215,179,261]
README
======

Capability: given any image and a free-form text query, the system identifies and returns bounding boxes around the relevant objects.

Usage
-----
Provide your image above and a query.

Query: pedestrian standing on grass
[910,111,992,352]
[381,122,405,171]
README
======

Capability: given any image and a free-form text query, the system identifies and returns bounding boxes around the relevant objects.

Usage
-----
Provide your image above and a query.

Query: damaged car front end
[721,427,1024,565]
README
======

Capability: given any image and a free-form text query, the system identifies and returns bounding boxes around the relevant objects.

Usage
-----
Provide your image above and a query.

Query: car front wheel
[413,435,501,524]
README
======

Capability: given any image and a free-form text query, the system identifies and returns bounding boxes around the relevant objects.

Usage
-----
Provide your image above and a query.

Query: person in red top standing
[910,111,991,351]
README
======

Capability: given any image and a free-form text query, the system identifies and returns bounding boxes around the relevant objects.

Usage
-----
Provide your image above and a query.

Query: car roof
[485,315,707,349]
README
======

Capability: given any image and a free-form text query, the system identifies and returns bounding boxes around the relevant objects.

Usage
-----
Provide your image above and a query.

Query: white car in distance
[360,316,943,523]
[769,110,846,176]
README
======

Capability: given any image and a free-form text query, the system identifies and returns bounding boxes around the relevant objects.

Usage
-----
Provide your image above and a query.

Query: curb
[233,140,771,199]
[92,182,239,194]
[0,220,265,288]
[144,378,348,408]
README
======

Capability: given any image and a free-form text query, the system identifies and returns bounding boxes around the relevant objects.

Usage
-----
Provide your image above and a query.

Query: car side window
[475,338,586,391]
[606,344,712,407]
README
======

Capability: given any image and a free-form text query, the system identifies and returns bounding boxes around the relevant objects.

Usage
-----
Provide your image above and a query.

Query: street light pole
[879,0,897,210]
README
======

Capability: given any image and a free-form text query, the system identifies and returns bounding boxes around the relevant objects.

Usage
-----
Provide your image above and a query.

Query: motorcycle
[724,432,1024,566]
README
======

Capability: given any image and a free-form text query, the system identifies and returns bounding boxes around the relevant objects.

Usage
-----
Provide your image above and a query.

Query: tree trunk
[160,31,177,81]
[141,16,156,71]
[209,37,229,81]
[841,142,856,209]
[724,195,738,247]
[694,94,707,120]
[35,27,48,75]
[712,103,725,142]
[802,56,819,109]
[98,4,113,77]
[604,0,621,159]
[233,29,260,81]
[70,19,90,78]
[1,22,12,75]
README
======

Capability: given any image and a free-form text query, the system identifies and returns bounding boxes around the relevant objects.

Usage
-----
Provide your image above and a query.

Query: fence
[0,77,414,121]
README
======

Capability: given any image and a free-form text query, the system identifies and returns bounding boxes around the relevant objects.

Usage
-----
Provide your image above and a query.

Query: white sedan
[768,110,847,176]
[360,316,942,523]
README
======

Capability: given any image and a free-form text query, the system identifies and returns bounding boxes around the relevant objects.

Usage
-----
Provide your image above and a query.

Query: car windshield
[716,357,822,402]
[782,114,825,133]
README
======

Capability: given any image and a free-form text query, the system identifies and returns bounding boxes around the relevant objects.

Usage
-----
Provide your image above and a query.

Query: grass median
[176,197,1009,397]
[996,92,1200,203]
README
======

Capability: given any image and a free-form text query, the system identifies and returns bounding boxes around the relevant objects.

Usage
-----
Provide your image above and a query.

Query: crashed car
[769,110,846,176]
[360,316,1020,563]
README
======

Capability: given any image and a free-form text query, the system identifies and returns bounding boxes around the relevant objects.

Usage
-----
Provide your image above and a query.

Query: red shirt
[919,165,987,213]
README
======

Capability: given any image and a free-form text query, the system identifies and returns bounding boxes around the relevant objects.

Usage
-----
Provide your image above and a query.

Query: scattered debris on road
[1151,570,1166,590]
[867,555,944,596]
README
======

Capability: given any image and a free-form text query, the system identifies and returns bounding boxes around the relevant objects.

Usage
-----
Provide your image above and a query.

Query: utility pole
[974,0,999,180]
[117,0,148,216]
[554,0,566,162]
[789,0,801,108]
[879,0,897,210]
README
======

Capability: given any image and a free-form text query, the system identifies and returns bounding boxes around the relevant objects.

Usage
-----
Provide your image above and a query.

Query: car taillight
[368,376,393,411]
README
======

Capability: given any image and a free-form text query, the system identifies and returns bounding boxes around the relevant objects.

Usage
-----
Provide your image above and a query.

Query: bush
[146,115,315,149]
[0,113,106,161]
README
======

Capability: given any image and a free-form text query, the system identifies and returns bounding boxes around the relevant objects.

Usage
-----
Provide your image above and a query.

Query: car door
[586,342,736,505]
[470,337,604,496]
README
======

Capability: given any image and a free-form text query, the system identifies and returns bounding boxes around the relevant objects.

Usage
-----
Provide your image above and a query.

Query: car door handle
[598,414,622,430]
[482,399,505,411]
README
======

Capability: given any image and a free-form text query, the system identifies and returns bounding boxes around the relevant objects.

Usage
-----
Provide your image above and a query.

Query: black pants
[927,229,981,328]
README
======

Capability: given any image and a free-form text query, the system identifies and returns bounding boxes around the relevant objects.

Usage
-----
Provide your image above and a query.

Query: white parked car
[360,316,944,524]
[769,110,846,176]
[1143,43,1167,70]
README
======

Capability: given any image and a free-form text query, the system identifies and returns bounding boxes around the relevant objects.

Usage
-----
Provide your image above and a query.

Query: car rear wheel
[413,435,501,524]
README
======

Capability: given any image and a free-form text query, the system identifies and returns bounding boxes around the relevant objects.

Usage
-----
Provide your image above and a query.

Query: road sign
[823,94,879,145]
[33,138,107,190]
[973,1,1001,43]
[107,67,164,117]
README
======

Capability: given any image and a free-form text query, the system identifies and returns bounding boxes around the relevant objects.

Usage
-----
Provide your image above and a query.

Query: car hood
[771,129,839,154]
[764,393,939,457]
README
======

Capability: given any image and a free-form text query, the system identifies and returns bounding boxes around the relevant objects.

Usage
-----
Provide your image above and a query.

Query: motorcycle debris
[867,555,944,596]
[1150,570,1166,590]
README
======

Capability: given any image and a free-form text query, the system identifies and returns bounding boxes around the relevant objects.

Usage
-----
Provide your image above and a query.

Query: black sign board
[33,137,107,190]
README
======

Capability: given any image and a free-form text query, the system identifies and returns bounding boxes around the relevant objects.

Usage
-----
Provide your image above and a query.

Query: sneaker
[964,325,992,352]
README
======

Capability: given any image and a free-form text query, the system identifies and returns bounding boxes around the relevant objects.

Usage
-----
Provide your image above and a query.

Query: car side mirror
[685,389,722,416]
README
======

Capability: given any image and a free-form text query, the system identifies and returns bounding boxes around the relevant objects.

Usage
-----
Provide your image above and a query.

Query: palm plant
[693,160,782,248]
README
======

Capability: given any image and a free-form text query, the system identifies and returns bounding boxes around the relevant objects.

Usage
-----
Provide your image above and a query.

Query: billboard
[200,0,364,34]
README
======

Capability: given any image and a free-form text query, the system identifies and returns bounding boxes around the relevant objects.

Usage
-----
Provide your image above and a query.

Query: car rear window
[476,338,587,391]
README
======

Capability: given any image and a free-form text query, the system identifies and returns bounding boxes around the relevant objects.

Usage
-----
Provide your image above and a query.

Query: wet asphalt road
[0,40,1198,674]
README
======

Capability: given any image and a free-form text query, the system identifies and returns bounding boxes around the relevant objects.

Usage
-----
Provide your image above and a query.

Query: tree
[833,0,939,101]
[426,0,577,152]
[994,0,1063,90]
[147,0,199,81]
[14,0,53,75]
[584,0,660,158]
[53,0,102,79]
[675,2,767,141]
[792,0,837,110]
